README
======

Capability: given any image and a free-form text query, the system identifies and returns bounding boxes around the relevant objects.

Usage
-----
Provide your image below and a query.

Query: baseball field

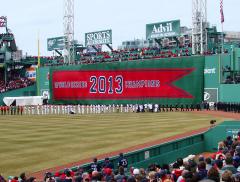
[0,111,229,177]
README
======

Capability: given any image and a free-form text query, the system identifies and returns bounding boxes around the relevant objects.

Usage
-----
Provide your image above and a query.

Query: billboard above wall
[146,20,180,39]
[85,29,112,46]
[47,36,65,51]
[0,16,7,27]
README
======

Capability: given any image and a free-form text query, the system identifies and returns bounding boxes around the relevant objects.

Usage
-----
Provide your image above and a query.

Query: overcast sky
[0,0,239,56]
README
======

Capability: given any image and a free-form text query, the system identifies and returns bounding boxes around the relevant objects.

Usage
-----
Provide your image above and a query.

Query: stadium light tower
[192,0,208,55]
[63,0,74,64]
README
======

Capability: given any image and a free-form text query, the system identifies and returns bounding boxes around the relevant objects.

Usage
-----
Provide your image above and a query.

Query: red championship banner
[52,68,195,100]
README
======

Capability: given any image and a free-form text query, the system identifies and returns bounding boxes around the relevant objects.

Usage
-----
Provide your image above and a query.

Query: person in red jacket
[0,106,3,115]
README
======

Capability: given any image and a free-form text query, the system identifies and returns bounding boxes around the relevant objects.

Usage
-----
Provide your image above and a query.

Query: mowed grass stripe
[0,112,225,177]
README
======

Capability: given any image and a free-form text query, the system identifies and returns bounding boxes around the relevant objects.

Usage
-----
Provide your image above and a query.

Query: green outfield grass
[0,112,226,177]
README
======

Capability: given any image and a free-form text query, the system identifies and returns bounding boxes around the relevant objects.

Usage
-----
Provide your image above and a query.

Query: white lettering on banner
[54,81,87,89]
[152,22,173,34]
[86,30,111,45]
[204,68,216,74]
[125,80,160,88]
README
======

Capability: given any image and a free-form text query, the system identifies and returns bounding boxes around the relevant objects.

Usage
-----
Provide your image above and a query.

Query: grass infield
[0,112,226,177]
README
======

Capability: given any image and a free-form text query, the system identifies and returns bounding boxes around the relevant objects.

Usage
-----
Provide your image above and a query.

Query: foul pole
[63,0,75,64]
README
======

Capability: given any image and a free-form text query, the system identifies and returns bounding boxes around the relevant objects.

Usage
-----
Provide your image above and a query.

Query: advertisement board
[0,16,7,27]
[47,36,65,51]
[26,66,37,81]
[85,30,112,46]
[146,20,180,39]
[204,88,218,107]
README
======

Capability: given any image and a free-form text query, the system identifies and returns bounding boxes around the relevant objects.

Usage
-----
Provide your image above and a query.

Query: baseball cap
[133,168,140,175]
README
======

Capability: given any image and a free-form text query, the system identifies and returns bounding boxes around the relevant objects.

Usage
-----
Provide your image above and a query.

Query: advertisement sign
[204,88,218,103]
[226,129,240,139]
[85,30,112,46]
[0,16,7,27]
[47,36,65,51]
[26,66,37,81]
[12,50,23,61]
[146,20,180,39]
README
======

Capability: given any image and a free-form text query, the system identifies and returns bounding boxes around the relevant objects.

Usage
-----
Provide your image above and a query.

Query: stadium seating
[0,77,34,93]
[26,46,193,67]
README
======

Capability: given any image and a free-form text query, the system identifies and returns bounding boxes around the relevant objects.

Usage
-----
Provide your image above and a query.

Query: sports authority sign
[85,30,112,46]
[52,68,195,100]
[146,20,180,39]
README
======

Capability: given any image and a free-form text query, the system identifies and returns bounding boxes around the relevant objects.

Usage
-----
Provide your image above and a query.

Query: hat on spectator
[234,172,240,180]
[236,146,240,153]
[198,155,205,162]
[237,166,240,172]
[82,173,90,181]
[105,157,109,161]
[133,168,140,175]
[92,171,98,177]
[104,168,112,175]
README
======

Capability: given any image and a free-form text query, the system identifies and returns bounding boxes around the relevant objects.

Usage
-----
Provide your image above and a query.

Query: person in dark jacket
[90,158,101,172]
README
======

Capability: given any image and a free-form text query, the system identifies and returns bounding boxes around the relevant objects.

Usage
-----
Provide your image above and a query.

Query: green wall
[234,48,240,71]
[204,121,240,152]
[204,54,231,88]
[37,67,50,98]
[0,84,37,105]
[219,84,240,102]
[204,54,231,103]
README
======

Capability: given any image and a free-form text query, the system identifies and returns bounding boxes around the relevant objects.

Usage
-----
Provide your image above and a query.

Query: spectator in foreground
[222,154,238,174]
[221,170,233,182]
[207,167,220,182]
[19,173,27,182]
[90,158,101,172]
[0,174,6,182]
[118,153,128,172]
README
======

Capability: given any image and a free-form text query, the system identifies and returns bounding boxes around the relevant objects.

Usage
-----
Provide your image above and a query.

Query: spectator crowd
[0,77,33,93]
[27,46,194,67]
